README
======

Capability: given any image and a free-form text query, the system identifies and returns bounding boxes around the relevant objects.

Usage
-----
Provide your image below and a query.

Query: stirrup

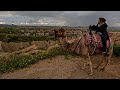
[102,52,109,56]
[103,52,107,54]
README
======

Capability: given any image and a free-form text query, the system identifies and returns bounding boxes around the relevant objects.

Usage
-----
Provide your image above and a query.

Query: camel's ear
[64,42,70,48]
[109,33,113,37]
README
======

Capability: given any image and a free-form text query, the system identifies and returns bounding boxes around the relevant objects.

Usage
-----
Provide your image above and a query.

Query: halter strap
[73,34,85,52]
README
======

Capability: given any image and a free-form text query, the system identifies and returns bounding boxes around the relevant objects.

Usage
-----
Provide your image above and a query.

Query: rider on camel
[89,17,109,54]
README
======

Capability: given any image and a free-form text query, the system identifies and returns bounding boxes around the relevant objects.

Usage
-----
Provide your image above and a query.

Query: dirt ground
[0,55,120,79]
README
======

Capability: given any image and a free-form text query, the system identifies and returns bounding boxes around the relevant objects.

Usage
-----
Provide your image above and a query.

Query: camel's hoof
[89,73,93,76]
[100,68,105,71]
[81,67,85,70]
[87,64,90,66]
[93,67,98,69]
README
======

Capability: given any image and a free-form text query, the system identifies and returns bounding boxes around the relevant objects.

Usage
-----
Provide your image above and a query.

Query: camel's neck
[62,37,68,44]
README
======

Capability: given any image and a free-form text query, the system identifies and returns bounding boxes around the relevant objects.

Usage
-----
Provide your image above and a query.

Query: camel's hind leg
[101,43,113,71]
[94,53,104,69]
[100,55,111,71]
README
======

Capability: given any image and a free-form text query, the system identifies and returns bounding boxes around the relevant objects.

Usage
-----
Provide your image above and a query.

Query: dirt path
[0,55,120,79]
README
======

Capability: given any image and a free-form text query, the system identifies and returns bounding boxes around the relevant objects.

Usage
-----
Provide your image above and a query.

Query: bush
[113,44,120,56]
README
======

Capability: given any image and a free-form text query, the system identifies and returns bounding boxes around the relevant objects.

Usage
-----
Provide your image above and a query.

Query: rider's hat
[99,17,106,22]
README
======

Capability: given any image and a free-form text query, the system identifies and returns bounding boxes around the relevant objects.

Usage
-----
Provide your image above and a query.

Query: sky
[0,11,120,27]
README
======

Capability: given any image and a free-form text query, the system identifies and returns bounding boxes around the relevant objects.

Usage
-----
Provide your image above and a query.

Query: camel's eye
[64,42,70,48]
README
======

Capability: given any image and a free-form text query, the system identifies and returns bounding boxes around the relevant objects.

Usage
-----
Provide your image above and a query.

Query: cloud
[112,22,120,27]
[0,11,13,17]
[25,17,66,26]
[0,22,6,24]
[10,11,64,17]
[0,11,120,27]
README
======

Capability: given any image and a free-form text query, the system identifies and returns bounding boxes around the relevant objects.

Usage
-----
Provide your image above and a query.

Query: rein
[72,30,98,55]
[73,34,85,52]
[71,30,102,55]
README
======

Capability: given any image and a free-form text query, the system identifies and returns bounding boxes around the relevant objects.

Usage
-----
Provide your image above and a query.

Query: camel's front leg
[81,59,86,70]
[88,53,93,75]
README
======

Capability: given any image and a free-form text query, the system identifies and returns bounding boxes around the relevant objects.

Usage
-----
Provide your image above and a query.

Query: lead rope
[73,34,85,52]
[90,34,98,55]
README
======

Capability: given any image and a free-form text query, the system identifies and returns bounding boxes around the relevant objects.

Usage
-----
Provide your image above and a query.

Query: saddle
[84,32,111,49]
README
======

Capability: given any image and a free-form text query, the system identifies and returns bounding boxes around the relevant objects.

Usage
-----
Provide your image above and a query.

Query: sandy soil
[0,55,120,79]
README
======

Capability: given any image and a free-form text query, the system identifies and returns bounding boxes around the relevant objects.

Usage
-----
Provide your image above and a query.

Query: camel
[59,29,114,75]
[54,28,66,44]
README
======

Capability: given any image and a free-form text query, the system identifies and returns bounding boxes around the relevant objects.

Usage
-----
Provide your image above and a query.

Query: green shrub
[113,44,120,56]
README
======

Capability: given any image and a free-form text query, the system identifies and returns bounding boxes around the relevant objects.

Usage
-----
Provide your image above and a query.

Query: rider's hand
[91,25,96,30]
[89,25,92,29]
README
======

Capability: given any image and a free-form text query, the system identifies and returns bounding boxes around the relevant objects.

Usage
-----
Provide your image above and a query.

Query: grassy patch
[0,46,65,73]
[0,34,55,42]
[0,45,80,73]
[64,51,80,60]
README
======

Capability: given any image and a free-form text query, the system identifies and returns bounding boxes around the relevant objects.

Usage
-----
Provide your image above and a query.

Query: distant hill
[108,27,120,32]
[0,24,17,28]
[0,24,120,31]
